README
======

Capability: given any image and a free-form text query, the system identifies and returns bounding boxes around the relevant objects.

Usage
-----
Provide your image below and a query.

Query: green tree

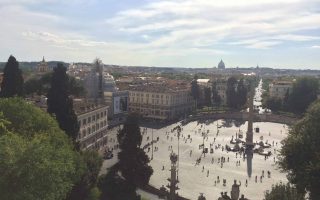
[264,183,305,200]
[287,77,319,114]
[117,113,153,187]
[191,76,200,108]
[0,98,82,200]
[0,98,64,138]
[67,151,103,200]
[24,73,85,97]
[204,87,212,107]
[226,76,238,109]
[0,55,23,97]
[236,78,248,108]
[47,63,79,142]
[279,100,320,200]
[265,97,282,112]
[211,82,221,106]
[98,166,140,200]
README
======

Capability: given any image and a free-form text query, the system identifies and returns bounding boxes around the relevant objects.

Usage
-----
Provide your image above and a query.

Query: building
[74,99,108,150]
[218,60,226,69]
[197,79,211,87]
[128,83,195,120]
[104,90,129,125]
[104,73,118,92]
[269,81,293,99]
[36,57,49,73]
[84,60,104,100]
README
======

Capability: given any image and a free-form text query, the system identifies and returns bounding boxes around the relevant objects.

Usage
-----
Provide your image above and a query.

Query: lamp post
[151,127,154,160]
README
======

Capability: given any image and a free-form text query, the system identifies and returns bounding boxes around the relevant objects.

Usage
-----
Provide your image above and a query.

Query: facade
[269,81,293,99]
[104,90,129,124]
[74,99,108,150]
[197,79,211,87]
[36,57,49,73]
[104,73,118,92]
[128,85,195,120]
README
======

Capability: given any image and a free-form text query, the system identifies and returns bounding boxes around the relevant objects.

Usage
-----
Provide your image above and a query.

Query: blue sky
[0,0,320,69]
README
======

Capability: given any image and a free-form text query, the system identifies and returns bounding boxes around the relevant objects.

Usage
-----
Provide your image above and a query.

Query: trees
[264,183,304,200]
[204,87,212,107]
[0,55,23,97]
[237,78,248,107]
[226,76,238,109]
[98,166,140,200]
[0,98,82,200]
[286,77,319,114]
[47,63,79,141]
[191,76,200,108]
[67,151,103,200]
[24,72,85,97]
[211,82,221,106]
[117,113,153,186]
[264,97,282,112]
[279,100,320,200]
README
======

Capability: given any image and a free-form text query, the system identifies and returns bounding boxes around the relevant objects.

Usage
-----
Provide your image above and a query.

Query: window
[83,119,87,125]
[93,115,96,121]
[88,117,91,123]
[87,127,91,135]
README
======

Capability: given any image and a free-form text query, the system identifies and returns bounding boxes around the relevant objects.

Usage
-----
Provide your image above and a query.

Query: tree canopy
[0,98,82,200]
[98,166,140,200]
[0,55,23,97]
[47,63,79,142]
[287,77,319,114]
[279,100,320,200]
[264,183,304,200]
[117,113,153,186]
[67,150,103,200]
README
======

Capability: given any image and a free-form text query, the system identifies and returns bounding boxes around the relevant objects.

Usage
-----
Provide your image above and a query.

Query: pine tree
[0,55,23,97]
[117,113,153,187]
[47,63,79,142]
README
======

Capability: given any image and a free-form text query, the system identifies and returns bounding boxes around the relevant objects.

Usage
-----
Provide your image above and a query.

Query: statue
[231,180,241,200]
[198,193,206,200]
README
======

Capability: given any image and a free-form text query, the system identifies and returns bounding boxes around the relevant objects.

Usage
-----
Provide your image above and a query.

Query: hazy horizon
[1,0,320,69]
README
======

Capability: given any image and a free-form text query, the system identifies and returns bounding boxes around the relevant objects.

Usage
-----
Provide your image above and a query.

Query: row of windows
[129,97,192,105]
[80,120,107,139]
[79,110,107,127]
[130,92,189,99]
[130,93,170,99]
[80,133,107,150]
[129,107,192,117]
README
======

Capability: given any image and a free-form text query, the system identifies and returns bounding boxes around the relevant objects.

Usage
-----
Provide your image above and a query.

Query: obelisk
[246,83,254,178]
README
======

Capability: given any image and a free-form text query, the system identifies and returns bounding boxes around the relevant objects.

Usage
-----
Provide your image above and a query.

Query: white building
[74,99,108,150]
[269,81,293,99]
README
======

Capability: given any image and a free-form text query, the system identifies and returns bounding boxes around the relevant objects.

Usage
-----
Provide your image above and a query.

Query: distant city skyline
[1,0,320,69]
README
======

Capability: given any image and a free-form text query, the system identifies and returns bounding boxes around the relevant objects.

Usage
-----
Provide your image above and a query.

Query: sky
[0,0,320,69]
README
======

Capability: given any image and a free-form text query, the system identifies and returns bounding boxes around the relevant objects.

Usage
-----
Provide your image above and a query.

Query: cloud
[1,0,320,68]
[311,45,320,48]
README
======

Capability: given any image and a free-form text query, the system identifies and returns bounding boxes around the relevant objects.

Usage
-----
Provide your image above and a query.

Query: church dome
[218,60,225,69]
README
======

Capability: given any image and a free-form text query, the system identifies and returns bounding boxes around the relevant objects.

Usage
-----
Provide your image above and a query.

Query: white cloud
[1,0,320,68]
[311,45,320,48]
